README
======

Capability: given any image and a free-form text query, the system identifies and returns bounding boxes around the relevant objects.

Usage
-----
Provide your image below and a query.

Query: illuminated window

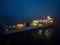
[33,23,37,26]
[30,22,38,26]
[30,16,53,26]
[33,20,38,23]
[42,20,46,23]
[47,16,51,19]
[50,21,53,23]
[47,16,53,21]
[17,24,24,29]
[45,20,48,23]
[39,20,43,22]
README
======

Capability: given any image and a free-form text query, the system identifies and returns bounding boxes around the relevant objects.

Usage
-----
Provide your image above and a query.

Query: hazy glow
[5,16,53,30]
[33,20,39,23]
[45,30,51,38]
[47,16,51,19]
[39,20,43,22]
[30,23,37,26]
[6,29,9,31]
[12,25,16,28]
[9,26,11,28]
[17,24,25,29]
[30,16,53,26]
[38,30,42,35]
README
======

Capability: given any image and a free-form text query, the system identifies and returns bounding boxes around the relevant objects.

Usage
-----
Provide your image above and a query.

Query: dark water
[0,16,60,45]
[1,24,59,45]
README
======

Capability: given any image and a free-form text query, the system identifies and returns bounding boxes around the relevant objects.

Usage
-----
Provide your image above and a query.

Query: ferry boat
[3,16,53,34]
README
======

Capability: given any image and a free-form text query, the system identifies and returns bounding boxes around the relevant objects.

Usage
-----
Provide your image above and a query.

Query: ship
[3,16,53,35]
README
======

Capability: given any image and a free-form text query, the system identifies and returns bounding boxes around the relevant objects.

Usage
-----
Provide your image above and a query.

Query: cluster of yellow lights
[6,23,25,31]
[6,16,53,31]
[17,24,25,29]
[30,16,53,26]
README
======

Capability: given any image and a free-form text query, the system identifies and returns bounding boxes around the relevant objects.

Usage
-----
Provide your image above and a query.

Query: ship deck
[4,23,53,35]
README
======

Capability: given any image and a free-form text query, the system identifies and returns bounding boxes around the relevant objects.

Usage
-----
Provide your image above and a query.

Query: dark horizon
[1,0,60,25]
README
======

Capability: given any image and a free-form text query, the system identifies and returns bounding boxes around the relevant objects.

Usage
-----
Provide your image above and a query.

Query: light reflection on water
[6,26,54,45]
[31,27,53,40]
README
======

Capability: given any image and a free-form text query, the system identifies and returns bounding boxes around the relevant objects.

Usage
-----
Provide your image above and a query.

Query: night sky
[1,0,60,25]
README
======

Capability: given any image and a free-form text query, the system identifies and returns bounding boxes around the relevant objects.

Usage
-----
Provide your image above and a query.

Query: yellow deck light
[17,24,25,29]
